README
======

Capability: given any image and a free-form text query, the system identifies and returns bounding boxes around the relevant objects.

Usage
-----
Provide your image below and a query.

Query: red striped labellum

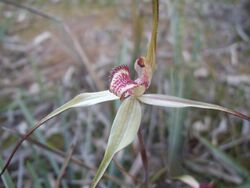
[109,57,151,99]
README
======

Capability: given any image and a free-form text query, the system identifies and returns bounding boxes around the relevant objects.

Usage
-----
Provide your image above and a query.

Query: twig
[0,0,105,91]
[113,159,139,184]
[54,136,77,188]
[149,167,167,184]
[220,135,250,151]
[61,23,105,90]
[0,0,60,22]
[185,160,242,184]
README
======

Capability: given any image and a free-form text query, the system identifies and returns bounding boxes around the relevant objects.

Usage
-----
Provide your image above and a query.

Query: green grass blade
[168,69,188,176]
[26,162,43,188]
[197,135,250,178]
[17,96,62,187]
[91,97,142,188]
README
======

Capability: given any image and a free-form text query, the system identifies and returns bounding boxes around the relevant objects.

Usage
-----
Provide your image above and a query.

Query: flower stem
[137,127,148,188]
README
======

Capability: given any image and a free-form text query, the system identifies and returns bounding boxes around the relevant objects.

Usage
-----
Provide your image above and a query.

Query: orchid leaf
[145,0,159,71]
[0,90,118,176]
[91,97,142,188]
[197,135,250,178]
[138,94,250,121]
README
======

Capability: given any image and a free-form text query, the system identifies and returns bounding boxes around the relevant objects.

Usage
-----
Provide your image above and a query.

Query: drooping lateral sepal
[0,90,119,177]
[91,97,142,187]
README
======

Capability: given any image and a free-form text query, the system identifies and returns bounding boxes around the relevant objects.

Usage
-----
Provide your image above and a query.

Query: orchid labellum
[1,0,250,187]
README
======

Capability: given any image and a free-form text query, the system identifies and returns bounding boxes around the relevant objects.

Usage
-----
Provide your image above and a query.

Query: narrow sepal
[91,97,142,187]
[138,94,250,121]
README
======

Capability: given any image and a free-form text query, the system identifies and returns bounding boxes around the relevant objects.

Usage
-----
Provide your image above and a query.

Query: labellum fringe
[109,65,138,99]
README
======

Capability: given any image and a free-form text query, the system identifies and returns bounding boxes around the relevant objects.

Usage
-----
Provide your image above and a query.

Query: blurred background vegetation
[0,0,250,187]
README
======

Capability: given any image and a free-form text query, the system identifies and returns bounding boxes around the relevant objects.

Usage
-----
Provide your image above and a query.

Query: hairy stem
[137,127,148,188]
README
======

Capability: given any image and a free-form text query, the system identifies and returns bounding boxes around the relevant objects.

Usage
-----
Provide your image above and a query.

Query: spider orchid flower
[1,1,250,188]
[1,56,249,188]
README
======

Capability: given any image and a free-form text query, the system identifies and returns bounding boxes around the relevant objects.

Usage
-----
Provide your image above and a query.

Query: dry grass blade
[0,0,60,22]
[113,159,139,184]
[0,126,126,186]
[54,137,77,188]
[61,23,105,90]
[185,160,242,184]
[195,134,250,178]
[0,0,105,91]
